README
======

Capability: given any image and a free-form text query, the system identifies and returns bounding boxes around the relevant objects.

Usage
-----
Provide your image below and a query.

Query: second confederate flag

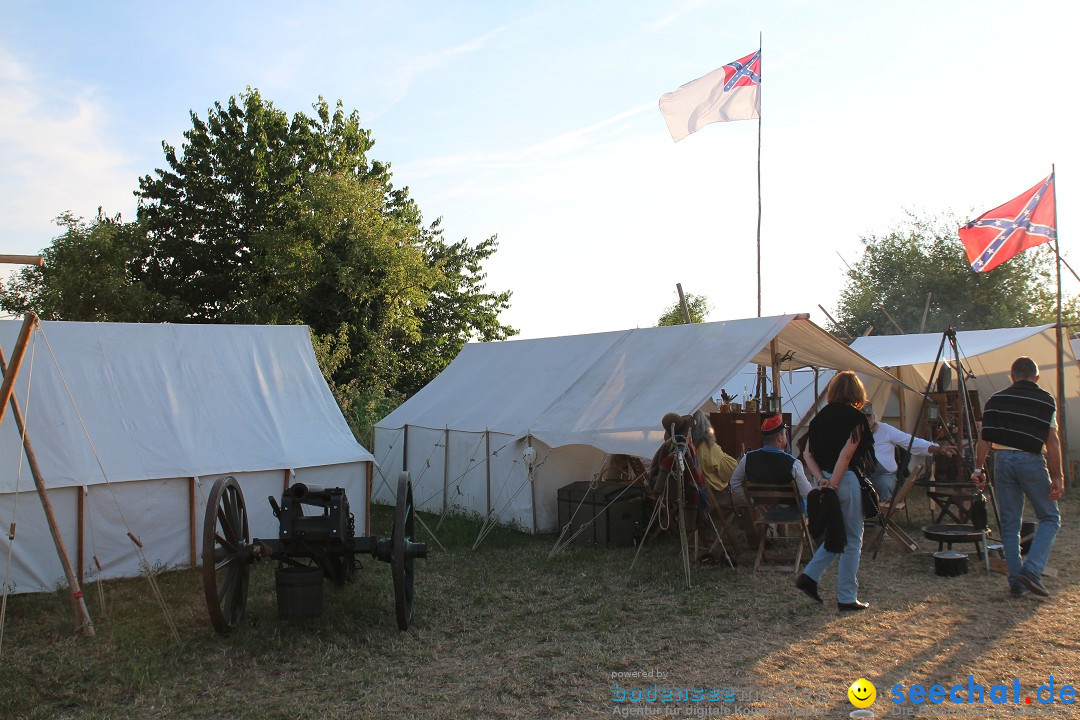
[959,173,1057,273]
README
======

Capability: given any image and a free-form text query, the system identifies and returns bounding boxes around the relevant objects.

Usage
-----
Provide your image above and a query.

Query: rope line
[472,457,533,549]
[629,469,672,573]
[548,455,650,558]
[374,427,403,470]
[0,332,38,657]
[420,433,486,513]
[36,325,181,646]
[370,464,445,553]
[84,486,108,617]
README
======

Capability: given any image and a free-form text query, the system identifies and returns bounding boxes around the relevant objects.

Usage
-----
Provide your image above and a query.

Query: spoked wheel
[202,476,252,636]
[392,472,427,631]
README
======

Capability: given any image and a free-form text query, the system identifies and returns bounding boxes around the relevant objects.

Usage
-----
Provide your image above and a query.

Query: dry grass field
[1,488,1077,720]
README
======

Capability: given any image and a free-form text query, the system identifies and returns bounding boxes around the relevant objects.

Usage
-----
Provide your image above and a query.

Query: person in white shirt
[862,403,952,500]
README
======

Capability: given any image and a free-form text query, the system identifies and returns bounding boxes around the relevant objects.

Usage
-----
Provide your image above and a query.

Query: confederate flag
[658,50,761,142]
[959,173,1057,273]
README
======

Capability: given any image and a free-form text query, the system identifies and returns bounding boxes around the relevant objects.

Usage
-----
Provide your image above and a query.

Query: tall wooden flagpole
[1051,164,1070,489]
[755,32,771,407]
[756,31,763,318]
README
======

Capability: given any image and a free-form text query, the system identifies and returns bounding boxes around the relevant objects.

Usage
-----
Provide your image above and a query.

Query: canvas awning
[379,313,907,459]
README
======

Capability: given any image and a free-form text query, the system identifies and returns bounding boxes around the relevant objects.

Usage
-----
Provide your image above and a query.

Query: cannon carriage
[201,471,427,635]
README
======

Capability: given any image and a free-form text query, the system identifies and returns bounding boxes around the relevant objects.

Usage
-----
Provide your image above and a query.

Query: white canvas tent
[850,324,1080,462]
[1,321,373,595]
[372,314,905,533]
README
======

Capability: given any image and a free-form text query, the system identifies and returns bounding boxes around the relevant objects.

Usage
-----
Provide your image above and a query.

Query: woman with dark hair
[795,371,877,612]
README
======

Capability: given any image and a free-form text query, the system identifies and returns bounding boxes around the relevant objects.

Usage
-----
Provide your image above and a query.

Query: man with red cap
[730,415,812,508]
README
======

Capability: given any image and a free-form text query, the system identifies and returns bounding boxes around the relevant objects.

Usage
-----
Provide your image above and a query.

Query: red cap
[760,415,785,436]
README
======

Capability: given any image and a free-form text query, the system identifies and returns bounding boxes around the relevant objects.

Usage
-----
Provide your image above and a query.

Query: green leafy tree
[393,228,514,396]
[657,293,711,326]
[1,90,516,413]
[0,211,169,321]
[831,212,1079,337]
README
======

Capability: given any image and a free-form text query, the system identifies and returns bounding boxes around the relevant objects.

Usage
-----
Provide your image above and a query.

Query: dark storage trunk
[557,481,644,548]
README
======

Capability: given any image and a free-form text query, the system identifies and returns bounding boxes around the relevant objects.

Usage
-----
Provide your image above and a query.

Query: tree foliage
[657,293,711,326]
[0,211,167,321]
[831,212,1079,338]
[1,90,516,405]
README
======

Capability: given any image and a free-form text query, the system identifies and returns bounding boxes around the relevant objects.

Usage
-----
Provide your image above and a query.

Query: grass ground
[0,488,1076,720]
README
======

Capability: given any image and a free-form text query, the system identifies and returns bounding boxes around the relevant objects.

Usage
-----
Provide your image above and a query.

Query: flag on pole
[658,50,761,142]
[959,173,1057,273]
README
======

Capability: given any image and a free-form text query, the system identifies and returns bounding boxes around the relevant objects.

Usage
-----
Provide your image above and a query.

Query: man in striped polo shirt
[972,357,1064,598]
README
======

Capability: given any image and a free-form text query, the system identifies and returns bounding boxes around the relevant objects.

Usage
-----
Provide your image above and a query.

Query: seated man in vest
[972,356,1064,599]
[730,415,812,515]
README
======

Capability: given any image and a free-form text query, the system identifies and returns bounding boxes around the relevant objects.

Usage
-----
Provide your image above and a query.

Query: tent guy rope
[35,324,181,644]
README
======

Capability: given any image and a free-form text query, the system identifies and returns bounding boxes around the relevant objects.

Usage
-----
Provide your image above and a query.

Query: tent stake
[0,348,95,637]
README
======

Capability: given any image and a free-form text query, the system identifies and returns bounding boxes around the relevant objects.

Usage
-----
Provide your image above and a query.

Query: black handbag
[855,471,880,519]
[970,489,989,531]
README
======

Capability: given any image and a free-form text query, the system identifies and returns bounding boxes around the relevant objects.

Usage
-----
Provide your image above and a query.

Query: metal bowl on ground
[922,524,986,545]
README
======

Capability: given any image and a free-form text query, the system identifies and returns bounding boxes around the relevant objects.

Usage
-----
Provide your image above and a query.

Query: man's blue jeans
[802,470,863,603]
[868,462,897,501]
[993,449,1060,587]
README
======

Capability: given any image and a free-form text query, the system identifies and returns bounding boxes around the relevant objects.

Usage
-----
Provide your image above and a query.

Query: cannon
[201,471,427,635]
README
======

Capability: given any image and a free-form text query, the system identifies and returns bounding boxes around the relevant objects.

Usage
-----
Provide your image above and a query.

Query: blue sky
[2,1,1077,337]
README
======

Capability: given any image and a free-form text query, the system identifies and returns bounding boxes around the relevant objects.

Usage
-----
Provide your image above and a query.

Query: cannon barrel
[287,483,334,505]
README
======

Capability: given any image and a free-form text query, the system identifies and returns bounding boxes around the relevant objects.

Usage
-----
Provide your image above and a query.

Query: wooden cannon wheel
[202,476,252,636]
[392,472,418,631]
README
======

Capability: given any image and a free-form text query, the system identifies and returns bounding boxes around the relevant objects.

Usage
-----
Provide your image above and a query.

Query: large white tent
[1,320,373,594]
[851,324,1080,462]
[373,314,904,533]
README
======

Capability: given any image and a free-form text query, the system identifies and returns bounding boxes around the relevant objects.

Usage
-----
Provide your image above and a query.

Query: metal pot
[933,550,968,577]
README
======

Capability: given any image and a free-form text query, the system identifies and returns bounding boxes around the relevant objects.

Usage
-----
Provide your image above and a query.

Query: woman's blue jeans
[802,470,863,604]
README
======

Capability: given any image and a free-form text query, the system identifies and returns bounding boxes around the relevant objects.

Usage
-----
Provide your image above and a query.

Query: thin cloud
[0,49,137,250]
[371,24,510,119]
[648,0,715,31]
[398,102,655,186]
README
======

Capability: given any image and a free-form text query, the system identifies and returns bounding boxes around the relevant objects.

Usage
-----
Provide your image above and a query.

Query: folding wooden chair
[927,483,975,524]
[868,464,923,557]
[743,479,815,573]
[696,484,745,566]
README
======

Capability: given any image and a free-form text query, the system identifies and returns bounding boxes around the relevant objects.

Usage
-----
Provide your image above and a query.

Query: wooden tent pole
[0,254,43,266]
[528,435,537,533]
[365,462,373,536]
[769,337,780,412]
[77,487,85,584]
[485,430,492,516]
[443,426,450,515]
[0,348,95,636]
[0,312,38,428]
[188,478,197,568]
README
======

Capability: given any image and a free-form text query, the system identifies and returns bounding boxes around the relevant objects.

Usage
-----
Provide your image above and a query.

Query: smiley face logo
[848,678,876,708]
